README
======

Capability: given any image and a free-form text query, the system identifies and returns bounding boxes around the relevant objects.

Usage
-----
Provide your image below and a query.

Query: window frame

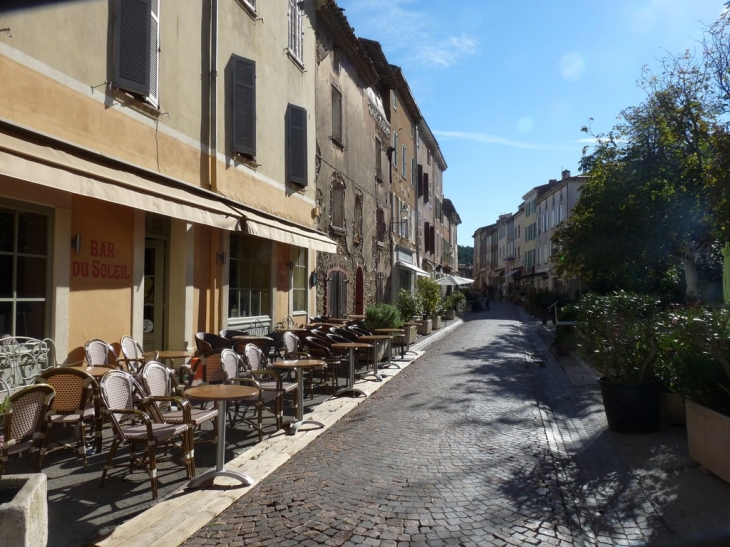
[287,0,304,66]
[401,144,406,176]
[331,85,343,146]
[228,234,272,320]
[292,248,307,314]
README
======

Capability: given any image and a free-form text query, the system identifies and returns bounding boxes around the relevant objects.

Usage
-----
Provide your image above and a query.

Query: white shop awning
[397,260,430,277]
[242,209,337,254]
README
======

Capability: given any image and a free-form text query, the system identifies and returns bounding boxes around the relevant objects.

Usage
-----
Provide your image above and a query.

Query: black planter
[599,377,662,434]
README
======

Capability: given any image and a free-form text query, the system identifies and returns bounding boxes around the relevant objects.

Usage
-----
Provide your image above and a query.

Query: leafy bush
[395,289,422,321]
[416,277,442,317]
[364,304,402,331]
[576,291,663,383]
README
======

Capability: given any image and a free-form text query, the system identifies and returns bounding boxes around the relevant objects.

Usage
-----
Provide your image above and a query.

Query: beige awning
[397,260,430,277]
[0,130,241,230]
[242,209,337,254]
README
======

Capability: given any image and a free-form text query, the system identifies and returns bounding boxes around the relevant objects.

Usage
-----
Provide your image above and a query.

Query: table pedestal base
[285,418,325,435]
[187,467,254,489]
[333,386,368,398]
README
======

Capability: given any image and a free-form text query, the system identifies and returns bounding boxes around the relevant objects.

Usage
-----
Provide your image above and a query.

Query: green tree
[458,245,473,264]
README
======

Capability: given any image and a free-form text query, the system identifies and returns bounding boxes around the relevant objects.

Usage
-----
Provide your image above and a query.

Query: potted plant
[416,277,441,335]
[575,291,663,434]
[395,290,422,346]
[668,304,730,483]
[364,303,403,331]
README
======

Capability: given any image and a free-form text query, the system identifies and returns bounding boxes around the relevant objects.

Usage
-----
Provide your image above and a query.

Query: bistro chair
[118,335,158,376]
[194,332,232,354]
[302,336,341,395]
[99,370,193,499]
[219,329,249,341]
[36,367,99,469]
[84,338,119,368]
[0,383,56,475]
[220,349,282,441]
[243,344,298,418]
[141,361,218,452]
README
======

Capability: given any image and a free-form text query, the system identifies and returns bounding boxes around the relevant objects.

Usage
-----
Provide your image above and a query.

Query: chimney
[562,169,571,180]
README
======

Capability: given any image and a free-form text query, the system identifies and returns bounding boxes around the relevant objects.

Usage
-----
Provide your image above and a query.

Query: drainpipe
[414,126,421,272]
[209,0,218,193]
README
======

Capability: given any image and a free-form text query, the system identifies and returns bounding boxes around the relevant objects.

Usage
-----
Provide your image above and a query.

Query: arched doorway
[327,270,347,318]
[354,266,364,314]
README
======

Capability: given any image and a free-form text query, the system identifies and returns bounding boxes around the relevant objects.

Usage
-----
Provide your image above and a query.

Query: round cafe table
[272,359,327,435]
[330,342,372,398]
[184,384,259,489]
[68,364,116,379]
[156,349,195,368]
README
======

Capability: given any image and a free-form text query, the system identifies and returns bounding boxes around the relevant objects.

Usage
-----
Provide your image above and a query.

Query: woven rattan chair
[220,349,282,441]
[118,336,158,376]
[0,384,55,474]
[303,336,341,394]
[243,344,298,417]
[84,338,118,368]
[36,367,99,469]
[194,332,232,354]
[141,361,218,451]
[99,370,193,499]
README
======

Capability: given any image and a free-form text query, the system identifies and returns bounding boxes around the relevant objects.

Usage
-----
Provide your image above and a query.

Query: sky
[336,0,726,245]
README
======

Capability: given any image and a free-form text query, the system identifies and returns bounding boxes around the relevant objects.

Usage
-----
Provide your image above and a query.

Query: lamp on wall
[390,204,408,230]
[310,271,318,287]
[71,234,82,254]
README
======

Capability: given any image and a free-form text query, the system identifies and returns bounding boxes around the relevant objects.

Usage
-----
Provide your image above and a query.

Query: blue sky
[336,0,725,245]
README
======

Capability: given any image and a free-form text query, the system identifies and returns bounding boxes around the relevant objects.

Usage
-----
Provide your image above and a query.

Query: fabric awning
[242,209,337,254]
[504,268,521,278]
[397,260,430,277]
[0,130,241,230]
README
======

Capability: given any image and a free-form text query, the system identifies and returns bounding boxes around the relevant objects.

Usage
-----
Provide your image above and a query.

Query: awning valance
[397,260,430,277]
[0,130,241,230]
[242,209,337,254]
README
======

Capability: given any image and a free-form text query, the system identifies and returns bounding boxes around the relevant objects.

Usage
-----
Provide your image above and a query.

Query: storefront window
[229,234,271,319]
[292,248,307,313]
[0,206,49,338]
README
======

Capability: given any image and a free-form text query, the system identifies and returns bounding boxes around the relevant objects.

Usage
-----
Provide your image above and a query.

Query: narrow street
[182,303,672,547]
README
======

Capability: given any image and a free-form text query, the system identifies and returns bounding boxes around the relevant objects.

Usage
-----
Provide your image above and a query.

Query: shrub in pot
[395,289,422,323]
[576,291,663,433]
[364,304,403,331]
[416,277,441,320]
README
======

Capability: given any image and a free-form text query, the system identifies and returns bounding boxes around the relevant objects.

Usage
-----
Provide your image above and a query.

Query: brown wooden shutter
[287,104,308,186]
[232,55,256,157]
[417,164,423,197]
[424,173,430,203]
[430,225,436,253]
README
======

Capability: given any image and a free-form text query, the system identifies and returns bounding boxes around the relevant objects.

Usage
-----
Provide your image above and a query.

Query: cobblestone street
[181,303,676,547]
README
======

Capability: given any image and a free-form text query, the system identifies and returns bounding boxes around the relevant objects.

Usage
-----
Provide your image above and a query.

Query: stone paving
[181,302,675,547]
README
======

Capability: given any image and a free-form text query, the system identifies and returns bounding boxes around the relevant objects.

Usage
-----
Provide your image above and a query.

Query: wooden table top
[184,384,258,402]
[231,335,273,342]
[157,350,195,360]
[374,328,405,333]
[67,365,116,378]
[346,315,366,320]
[358,335,392,341]
[274,359,327,370]
[401,322,421,326]
[331,342,373,350]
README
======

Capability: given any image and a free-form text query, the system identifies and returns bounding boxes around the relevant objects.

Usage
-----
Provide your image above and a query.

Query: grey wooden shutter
[417,164,423,197]
[114,0,151,96]
[424,173,430,203]
[287,104,308,186]
[232,56,256,157]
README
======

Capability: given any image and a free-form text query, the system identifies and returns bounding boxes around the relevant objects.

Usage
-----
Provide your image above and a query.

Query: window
[286,104,308,186]
[417,164,423,195]
[288,0,303,64]
[331,86,343,144]
[332,182,344,229]
[377,208,385,242]
[292,248,307,313]
[237,0,256,14]
[393,90,397,110]
[375,137,382,182]
[411,157,416,188]
[427,149,431,165]
[393,132,398,169]
[401,144,406,175]
[375,272,384,304]
[114,0,160,106]
[232,55,256,157]
[423,172,430,203]
[354,194,363,243]
[229,234,271,319]
[0,205,50,338]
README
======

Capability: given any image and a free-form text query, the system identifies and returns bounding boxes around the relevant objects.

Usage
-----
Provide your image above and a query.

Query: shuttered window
[232,55,256,157]
[331,86,343,144]
[423,173,430,203]
[286,104,308,186]
[288,0,303,64]
[114,0,159,106]
[417,164,423,197]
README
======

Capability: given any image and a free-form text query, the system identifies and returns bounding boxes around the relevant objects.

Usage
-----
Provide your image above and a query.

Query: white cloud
[434,130,577,151]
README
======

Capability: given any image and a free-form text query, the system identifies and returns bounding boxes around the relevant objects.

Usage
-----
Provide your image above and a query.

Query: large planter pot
[686,399,730,484]
[431,316,442,330]
[599,377,662,434]
[418,318,432,335]
[0,473,48,547]
[446,310,456,320]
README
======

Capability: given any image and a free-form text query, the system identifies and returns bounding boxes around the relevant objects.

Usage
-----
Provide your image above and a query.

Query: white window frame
[288,0,304,65]
[292,248,307,314]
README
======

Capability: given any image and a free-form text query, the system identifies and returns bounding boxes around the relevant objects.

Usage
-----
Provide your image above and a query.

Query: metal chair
[302,336,341,394]
[119,336,158,376]
[194,332,232,354]
[99,370,193,499]
[84,338,118,368]
[220,349,282,441]
[36,367,99,469]
[141,361,218,452]
[0,383,55,474]
[219,329,249,341]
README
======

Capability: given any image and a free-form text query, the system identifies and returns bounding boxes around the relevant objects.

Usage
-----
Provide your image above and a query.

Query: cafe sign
[71,239,131,286]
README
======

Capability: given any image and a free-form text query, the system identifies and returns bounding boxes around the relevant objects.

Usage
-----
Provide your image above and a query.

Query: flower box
[0,473,48,547]
[686,399,730,484]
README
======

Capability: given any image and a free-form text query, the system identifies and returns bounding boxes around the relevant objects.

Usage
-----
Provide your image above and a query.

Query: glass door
[143,238,166,352]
